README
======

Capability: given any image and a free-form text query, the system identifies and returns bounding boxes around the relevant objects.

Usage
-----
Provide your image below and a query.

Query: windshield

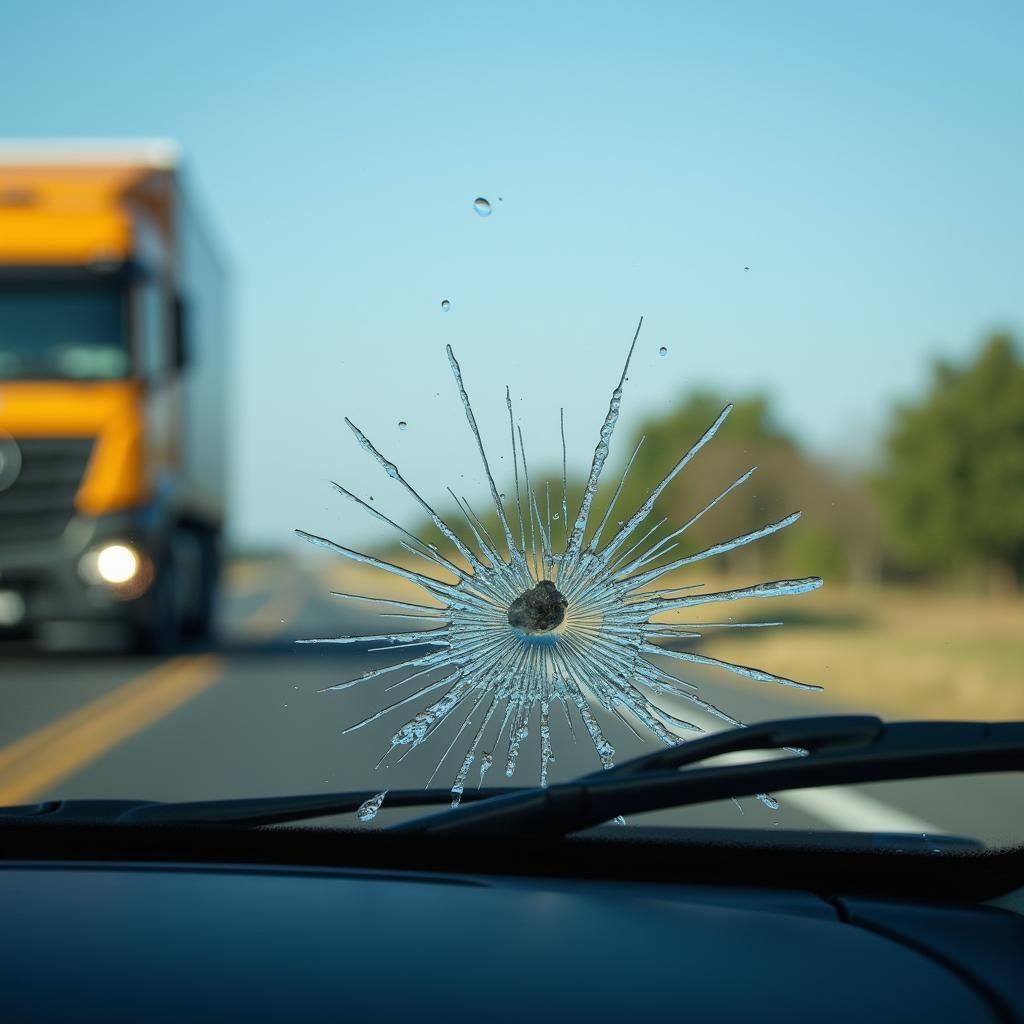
[0,280,129,380]
[0,5,1021,856]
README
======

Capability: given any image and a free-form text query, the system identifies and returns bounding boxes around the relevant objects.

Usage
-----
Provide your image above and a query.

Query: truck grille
[0,437,95,545]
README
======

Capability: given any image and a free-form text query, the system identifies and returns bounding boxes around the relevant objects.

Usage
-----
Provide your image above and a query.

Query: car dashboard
[2,852,1022,1023]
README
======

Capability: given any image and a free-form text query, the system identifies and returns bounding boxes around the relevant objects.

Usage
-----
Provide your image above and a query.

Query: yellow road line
[0,654,223,804]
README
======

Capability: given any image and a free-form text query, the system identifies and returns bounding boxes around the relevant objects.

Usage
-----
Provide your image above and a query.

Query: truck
[0,140,227,650]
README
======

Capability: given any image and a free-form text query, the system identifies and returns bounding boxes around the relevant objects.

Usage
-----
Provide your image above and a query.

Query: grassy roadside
[692,582,1024,721]
[314,556,1024,721]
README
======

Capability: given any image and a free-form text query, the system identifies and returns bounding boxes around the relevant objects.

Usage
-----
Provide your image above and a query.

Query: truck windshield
[0,280,129,381]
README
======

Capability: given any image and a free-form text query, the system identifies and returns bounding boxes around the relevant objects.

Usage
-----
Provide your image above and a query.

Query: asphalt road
[0,559,1020,847]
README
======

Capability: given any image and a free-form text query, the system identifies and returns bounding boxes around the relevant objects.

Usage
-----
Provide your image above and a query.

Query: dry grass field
[692,582,1024,720]
[312,555,1024,721]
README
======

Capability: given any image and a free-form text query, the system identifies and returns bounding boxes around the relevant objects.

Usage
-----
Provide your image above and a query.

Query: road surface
[0,557,1019,846]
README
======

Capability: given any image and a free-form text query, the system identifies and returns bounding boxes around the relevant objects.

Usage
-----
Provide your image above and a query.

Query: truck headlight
[80,542,145,589]
[95,544,140,584]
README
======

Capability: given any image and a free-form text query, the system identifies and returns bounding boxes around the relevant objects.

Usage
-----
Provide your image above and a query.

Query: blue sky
[5,1,1022,546]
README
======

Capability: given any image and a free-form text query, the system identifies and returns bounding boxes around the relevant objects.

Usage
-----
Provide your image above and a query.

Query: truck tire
[183,526,220,644]
[134,541,182,654]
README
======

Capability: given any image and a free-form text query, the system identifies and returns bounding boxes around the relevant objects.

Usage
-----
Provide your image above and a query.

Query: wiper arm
[0,789,524,827]
[392,715,1024,838]
[107,718,875,826]
[8,716,1019,835]
[113,787,518,827]
[578,714,883,778]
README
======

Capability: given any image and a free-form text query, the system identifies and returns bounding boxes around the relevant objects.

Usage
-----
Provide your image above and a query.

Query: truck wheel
[183,527,220,643]
[134,543,182,654]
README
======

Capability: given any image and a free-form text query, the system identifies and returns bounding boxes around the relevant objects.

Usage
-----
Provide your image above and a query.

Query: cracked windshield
[1,3,1021,847]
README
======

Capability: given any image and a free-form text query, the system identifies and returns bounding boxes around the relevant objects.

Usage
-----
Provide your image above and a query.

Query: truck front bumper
[0,506,169,633]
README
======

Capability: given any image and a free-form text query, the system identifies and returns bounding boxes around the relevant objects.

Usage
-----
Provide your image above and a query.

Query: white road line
[714,750,944,834]
[780,787,943,834]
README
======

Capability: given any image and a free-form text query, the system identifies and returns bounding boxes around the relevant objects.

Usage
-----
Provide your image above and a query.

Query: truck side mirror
[172,295,189,370]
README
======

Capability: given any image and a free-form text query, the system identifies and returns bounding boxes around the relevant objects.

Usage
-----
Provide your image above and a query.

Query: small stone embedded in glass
[507,580,568,634]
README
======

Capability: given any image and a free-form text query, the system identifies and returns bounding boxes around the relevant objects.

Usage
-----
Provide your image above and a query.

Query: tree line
[619,333,1024,592]
[400,333,1024,594]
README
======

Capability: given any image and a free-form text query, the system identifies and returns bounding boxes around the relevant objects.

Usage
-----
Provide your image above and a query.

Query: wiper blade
[8,716,1020,836]
[0,789,525,827]
[113,787,519,826]
[8,716,864,827]
[578,713,883,778]
[392,715,1024,838]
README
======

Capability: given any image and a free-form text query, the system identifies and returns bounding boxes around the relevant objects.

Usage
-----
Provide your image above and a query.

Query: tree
[614,391,879,582]
[877,335,1024,591]
[397,389,882,586]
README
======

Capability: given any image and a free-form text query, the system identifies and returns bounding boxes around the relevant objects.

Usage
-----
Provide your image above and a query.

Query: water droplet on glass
[758,793,780,810]
[398,421,408,431]
[441,299,451,312]
[611,816,626,826]
[659,346,667,358]
[356,789,388,822]
[473,197,492,217]
[499,492,506,499]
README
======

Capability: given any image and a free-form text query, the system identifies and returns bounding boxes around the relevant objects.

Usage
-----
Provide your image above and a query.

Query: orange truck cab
[0,140,227,649]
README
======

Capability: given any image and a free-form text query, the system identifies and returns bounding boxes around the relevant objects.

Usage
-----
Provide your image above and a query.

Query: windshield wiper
[0,787,524,826]
[4,716,1019,834]
[392,715,1024,837]
[111,787,520,826]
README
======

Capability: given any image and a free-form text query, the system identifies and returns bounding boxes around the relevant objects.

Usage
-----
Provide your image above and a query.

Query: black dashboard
[2,858,1021,1022]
